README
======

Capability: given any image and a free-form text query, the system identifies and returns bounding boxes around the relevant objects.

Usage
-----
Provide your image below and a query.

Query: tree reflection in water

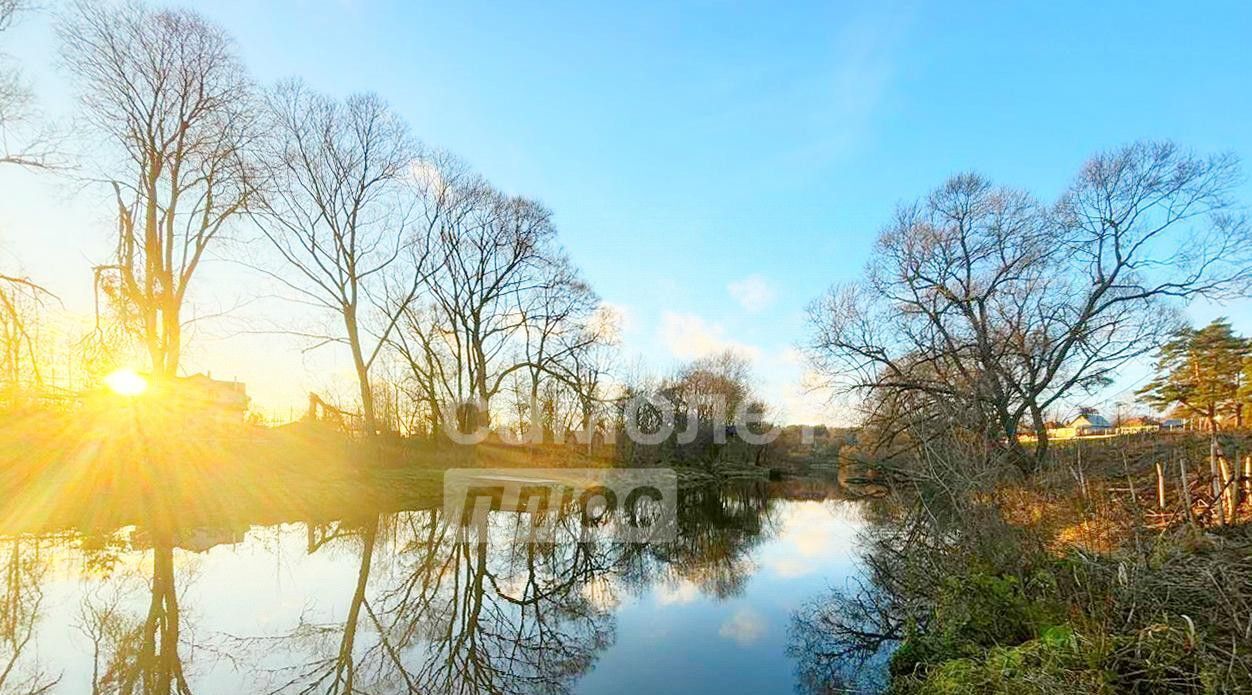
[0,538,57,694]
[234,480,779,695]
[786,502,936,695]
[0,477,792,694]
[72,530,198,695]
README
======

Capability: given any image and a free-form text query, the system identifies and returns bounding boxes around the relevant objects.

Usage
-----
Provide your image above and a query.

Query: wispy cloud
[658,311,761,361]
[778,7,912,170]
[718,607,767,647]
[727,274,776,314]
[656,579,700,605]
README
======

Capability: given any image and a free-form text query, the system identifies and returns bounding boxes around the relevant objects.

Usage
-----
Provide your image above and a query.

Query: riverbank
[0,409,796,536]
[816,432,1252,693]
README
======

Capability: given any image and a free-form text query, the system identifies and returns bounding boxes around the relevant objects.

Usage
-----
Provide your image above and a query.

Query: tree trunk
[1030,404,1050,472]
[334,519,378,693]
[343,307,377,436]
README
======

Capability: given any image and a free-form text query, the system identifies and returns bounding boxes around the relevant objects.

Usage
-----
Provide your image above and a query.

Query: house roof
[178,373,249,410]
[1069,413,1111,429]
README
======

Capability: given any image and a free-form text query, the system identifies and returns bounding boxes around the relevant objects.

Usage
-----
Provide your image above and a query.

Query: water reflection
[0,476,865,694]
[1,538,57,694]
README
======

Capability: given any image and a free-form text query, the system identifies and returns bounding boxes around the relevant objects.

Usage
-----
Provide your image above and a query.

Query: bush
[889,569,1067,683]
[893,632,1108,694]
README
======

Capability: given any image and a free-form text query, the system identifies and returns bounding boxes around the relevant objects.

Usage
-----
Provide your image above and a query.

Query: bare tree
[59,0,257,377]
[516,254,598,437]
[561,305,621,451]
[393,155,594,434]
[252,80,426,436]
[672,349,754,426]
[0,0,56,169]
[0,269,54,398]
[809,142,1251,473]
[1,1,58,397]
[432,188,558,420]
[0,538,59,694]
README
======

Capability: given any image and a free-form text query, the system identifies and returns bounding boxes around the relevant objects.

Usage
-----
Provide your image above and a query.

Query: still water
[3,481,868,694]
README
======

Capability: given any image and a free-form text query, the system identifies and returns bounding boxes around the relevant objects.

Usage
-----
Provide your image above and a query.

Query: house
[173,373,249,426]
[1069,412,1112,437]
[1161,418,1186,431]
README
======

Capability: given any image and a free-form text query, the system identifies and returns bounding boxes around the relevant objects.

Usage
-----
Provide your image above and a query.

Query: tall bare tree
[434,189,559,420]
[810,142,1251,473]
[0,0,56,169]
[0,272,51,399]
[516,253,598,435]
[2,1,57,399]
[393,155,594,434]
[59,0,257,377]
[561,305,621,450]
[252,80,426,436]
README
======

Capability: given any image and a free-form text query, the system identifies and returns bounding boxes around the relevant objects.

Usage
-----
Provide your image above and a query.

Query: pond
[0,478,874,694]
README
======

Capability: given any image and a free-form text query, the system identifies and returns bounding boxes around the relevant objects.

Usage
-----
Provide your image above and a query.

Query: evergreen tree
[1138,319,1250,432]
[1239,357,1252,428]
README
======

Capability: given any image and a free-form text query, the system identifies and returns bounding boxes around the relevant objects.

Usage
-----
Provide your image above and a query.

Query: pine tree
[1138,319,1250,432]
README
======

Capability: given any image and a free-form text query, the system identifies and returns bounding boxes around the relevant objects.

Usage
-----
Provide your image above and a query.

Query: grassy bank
[0,407,777,537]
[806,432,1252,694]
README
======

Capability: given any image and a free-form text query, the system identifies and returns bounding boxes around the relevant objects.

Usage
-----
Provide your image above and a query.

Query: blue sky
[3,1,1251,422]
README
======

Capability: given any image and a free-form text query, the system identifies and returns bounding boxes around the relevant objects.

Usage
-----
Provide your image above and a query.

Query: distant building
[1161,418,1186,431]
[1117,417,1160,435]
[174,373,249,426]
[1069,412,1112,437]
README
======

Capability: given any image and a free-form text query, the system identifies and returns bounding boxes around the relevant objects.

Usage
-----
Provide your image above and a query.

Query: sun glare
[104,368,149,397]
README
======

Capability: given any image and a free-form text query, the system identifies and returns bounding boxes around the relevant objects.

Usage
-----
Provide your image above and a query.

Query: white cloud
[727,275,776,314]
[776,368,844,426]
[658,312,761,362]
[655,579,700,605]
[763,502,861,579]
[718,607,767,647]
[767,557,809,579]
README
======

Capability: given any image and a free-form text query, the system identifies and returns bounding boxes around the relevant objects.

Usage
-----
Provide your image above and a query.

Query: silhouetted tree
[392,155,603,436]
[59,0,258,377]
[0,273,51,400]
[252,80,428,436]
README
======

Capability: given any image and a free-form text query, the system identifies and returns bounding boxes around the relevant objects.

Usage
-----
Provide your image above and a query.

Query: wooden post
[1179,458,1194,526]
[1236,450,1246,510]
[1122,452,1139,509]
[1210,437,1224,526]
[1244,455,1252,502]
[1219,456,1235,524]
[1077,443,1089,501]
[1209,436,1221,500]
[1155,461,1166,510]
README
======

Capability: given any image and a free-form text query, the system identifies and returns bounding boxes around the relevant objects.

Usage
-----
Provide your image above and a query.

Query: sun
[103,368,149,397]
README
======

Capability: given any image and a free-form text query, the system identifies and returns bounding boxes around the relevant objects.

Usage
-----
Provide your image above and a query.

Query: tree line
[1,0,778,452]
[0,0,641,442]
